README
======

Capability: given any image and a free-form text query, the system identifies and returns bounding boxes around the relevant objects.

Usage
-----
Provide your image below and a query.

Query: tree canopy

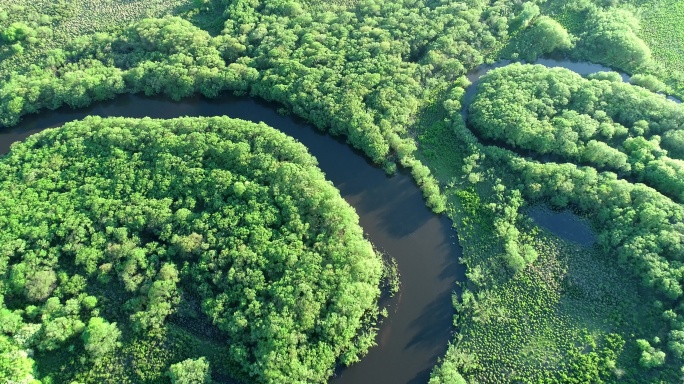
[0,116,383,383]
[470,63,684,203]
[168,357,211,384]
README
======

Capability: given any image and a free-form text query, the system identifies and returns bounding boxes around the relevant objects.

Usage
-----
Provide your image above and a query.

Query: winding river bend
[1,93,464,384]
[2,58,675,383]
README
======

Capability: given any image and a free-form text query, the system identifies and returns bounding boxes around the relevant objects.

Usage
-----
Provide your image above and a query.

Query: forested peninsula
[2,0,684,383]
[0,116,384,383]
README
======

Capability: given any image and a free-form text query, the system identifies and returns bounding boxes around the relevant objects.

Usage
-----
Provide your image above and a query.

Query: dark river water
[2,58,667,382]
[1,93,464,384]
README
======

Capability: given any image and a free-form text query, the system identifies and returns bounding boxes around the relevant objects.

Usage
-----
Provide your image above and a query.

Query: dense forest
[0,116,384,383]
[463,64,684,377]
[470,64,684,202]
[2,0,684,382]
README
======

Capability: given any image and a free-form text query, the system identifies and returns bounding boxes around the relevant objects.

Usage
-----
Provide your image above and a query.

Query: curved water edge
[462,58,682,241]
[1,93,465,384]
[462,58,682,119]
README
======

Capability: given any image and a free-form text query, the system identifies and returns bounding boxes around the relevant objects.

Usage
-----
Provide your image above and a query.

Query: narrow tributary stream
[1,93,464,384]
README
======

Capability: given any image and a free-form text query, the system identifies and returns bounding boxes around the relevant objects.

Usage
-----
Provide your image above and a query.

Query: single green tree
[168,357,211,384]
[25,269,57,302]
[82,317,121,361]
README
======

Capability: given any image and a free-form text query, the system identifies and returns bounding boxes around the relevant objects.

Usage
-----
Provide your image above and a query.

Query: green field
[543,0,684,97]
[638,0,684,72]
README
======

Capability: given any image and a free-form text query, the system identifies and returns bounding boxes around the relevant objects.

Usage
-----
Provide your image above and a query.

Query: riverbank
[419,58,679,383]
[3,92,464,384]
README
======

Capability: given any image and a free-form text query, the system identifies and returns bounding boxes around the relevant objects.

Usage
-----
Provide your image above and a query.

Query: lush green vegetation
[423,3,684,377]
[0,0,197,79]
[470,64,684,202]
[423,61,684,382]
[542,0,684,98]
[638,0,684,73]
[2,0,684,382]
[0,0,562,214]
[0,116,384,383]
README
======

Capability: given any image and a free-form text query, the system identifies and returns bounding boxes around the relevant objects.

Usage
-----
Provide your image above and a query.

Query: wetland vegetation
[2,0,684,383]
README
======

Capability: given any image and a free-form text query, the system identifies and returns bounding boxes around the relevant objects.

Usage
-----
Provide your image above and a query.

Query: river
[1,93,464,384]
[3,57,672,383]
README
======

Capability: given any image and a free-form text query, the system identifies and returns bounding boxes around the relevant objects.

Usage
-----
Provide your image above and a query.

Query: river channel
[1,93,464,384]
[2,57,675,383]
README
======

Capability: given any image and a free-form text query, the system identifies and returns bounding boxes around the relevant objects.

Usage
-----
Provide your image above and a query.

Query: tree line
[469,63,684,203]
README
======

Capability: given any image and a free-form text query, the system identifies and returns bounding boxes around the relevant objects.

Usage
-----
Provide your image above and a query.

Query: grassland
[542,0,684,98]
[450,212,669,382]
[637,0,684,73]
[621,0,684,97]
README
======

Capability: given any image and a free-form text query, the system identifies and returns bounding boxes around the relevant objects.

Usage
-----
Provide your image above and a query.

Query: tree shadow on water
[435,218,464,280]
[408,366,434,384]
[405,290,455,351]
[364,174,436,238]
[379,192,434,238]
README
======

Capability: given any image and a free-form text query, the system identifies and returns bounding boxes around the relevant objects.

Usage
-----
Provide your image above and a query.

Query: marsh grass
[450,207,669,382]
[542,0,684,99]
[415,85,677,382]
[637,0,684,72]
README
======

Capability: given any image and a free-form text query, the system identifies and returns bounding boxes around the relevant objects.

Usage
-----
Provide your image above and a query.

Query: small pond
[527,206,597,247]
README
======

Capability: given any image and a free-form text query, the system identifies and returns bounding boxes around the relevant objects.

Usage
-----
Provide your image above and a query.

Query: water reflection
[527,206,596,247]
